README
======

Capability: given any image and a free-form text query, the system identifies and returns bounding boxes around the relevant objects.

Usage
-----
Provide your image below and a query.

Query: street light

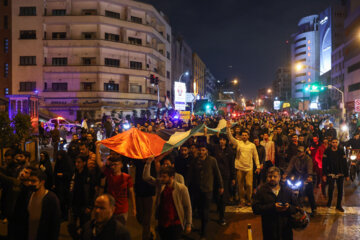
[328,85,346,120]
[178,71,189,82]
[267,88,272,94]
[233,79,238,85]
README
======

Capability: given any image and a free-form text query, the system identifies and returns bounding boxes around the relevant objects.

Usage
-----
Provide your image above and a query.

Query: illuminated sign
[274,101,281,110]
[319,8,332,76]
[174,82,186,110]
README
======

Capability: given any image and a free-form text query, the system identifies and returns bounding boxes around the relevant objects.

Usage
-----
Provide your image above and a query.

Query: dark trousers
[216,178,229,220]
[136,196,153,240]
[327,176,344,207]
[68,207,90,239]
[158,225,182,240]
[304,182,317,211]
[192,191,212,237]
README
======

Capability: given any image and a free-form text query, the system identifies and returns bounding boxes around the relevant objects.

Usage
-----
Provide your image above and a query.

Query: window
[52,32,66,39]
[82,9,97,15]
[130,16,142,24]
[4,38,8,53]
[20,30,36,39]
[105,58,119,67]
[82,32,96,40]
[44,82,47,90]
[52,9,66,16]
[348,61,360,73]
[19,82,36,92]
[4,0,8,6]
[130,61,142,70]
[167,34,170,42]
[105,10,120,19]
[167,71,170,79]
[104,81,119,92]
[4,16,8,29]
[19,7,36,16]
[105,33,119,42]
[295,73,306,77]
[167,51,170,59]
[295,51,306,57]
[4,63,8,77]
[82,82,93,91]
[20,56,36,65]
[82,57,96,65]
[52,83,68,91]
[130,84,142,93]
[128,37,142,45]
[295,37,306,44]
[348,82,360,92]
[295,44,306,50]
[52,58,67,66]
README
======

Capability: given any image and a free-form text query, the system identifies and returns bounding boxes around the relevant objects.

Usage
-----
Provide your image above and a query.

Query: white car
[45,117,81,133]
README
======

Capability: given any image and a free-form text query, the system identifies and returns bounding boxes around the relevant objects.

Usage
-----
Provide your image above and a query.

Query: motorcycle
[348,149,360,182]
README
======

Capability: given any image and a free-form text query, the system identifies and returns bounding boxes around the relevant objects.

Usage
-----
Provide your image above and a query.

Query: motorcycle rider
[283,146,317,217]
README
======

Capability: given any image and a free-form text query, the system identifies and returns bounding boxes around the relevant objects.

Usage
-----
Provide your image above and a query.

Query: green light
[305,86,310,91]
[312,85,318,90]
[320,86,325,90]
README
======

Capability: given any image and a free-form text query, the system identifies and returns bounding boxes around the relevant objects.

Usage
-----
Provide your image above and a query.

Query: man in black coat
[323,138,349,212]
[209,134,235,226]
[27,168,61,240]
[252,166,298,240]
[81,194,130,240]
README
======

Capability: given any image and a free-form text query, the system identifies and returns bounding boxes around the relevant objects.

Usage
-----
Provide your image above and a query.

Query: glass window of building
[20,56,36,65]
[19,82,36,91]
[52,58,68,66]
[52,83,68,91]
[19,7,36,16]
[20,30,36,39]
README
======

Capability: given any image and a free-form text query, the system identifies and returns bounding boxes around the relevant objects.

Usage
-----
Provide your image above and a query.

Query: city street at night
[2,0,360,240]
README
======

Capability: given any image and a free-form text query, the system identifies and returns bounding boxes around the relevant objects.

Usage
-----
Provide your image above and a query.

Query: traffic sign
[355,99,360,112]
[186,93,195,103]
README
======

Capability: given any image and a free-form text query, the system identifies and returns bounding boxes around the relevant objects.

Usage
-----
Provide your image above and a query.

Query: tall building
[273,67,291,101]
[344,0,360,113]
[204,68,216,100]
[291,15,320,103]
[330,44,345,106]
[0,0,172,121]
[171,34,192,101]
[192,52,206,98]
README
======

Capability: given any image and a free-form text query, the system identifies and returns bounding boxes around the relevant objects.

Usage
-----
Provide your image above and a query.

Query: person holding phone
[252,166,298,240]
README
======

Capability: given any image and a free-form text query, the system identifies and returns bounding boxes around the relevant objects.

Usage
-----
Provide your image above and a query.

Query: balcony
[43,39,166,61]
[43,15,167,43]
[43,64,165,78]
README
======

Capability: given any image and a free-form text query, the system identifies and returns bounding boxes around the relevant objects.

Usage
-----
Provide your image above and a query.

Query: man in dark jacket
[323,138,349,212]
[27,168,61,240]
[284,146,316,216]
[209,134,235,226]
[254,137,266,187]
[81,194,130,240]
[187,143,224,239]
[175,144,193,184]
[68,155,95,239]
[252,166,298,240]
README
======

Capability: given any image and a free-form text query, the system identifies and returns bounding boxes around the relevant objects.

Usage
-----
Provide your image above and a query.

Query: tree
[12,112,34,145]
[0,111,14,147]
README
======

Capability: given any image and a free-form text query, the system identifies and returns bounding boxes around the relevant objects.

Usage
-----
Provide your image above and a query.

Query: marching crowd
[0,112,359,240]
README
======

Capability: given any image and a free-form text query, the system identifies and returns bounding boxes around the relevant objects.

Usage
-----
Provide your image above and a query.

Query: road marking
[226,206,360,215]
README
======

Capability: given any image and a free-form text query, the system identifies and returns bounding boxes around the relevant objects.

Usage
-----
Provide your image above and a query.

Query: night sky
[140,0,337,98]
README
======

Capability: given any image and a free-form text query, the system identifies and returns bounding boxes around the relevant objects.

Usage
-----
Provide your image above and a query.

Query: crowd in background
[0,111,360,240]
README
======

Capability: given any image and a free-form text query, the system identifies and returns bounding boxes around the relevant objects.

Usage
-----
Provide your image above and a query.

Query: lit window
[308,40,311,44]
[308,72,311,76]
[308,79,311,82]
[308,53,311,56]
[308,46,311,50]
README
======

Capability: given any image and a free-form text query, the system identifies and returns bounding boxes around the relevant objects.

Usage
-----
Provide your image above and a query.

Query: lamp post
[178,71,189,82]
[328,85,346,121]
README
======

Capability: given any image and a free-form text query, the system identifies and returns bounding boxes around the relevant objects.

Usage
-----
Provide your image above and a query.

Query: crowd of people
[1,112,359,240]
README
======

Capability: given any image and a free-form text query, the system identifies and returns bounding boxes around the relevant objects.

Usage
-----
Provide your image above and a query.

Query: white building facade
[291,15,320,101]
[8,0,171,121]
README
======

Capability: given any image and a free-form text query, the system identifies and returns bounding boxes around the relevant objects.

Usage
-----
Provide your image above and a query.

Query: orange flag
[100,128,166,159]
